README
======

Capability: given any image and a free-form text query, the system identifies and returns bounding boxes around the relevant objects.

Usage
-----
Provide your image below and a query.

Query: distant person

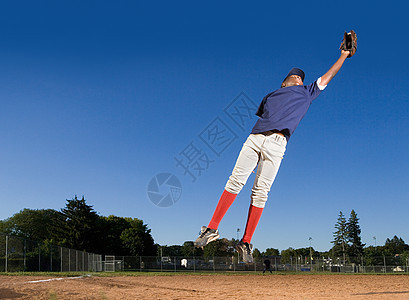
[263,259,272,274]
[194,36,356,263]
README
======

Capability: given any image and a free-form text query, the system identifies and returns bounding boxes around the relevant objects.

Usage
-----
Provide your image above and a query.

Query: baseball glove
[339,30,357,58]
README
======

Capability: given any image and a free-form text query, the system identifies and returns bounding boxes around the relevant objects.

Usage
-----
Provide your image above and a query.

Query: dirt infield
[1,273,409,299]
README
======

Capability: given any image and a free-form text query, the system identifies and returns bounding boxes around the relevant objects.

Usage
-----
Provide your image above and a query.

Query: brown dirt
[1,273,409,299]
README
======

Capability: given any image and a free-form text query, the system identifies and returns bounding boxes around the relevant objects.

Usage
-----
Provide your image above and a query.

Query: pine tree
[347,209,365,259]
[59,195,102,252]
[332,211,348,264]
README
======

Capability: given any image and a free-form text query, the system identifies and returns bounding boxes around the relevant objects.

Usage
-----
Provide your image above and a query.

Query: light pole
[309,237,313,269]
[373,236,377,247]
[236,228,241,262]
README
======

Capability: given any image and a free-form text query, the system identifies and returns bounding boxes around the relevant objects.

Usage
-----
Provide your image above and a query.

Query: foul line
[25,274,92,284]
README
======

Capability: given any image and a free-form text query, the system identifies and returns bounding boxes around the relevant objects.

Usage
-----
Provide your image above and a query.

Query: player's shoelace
[244,243,251,254]
[200,228,210,238]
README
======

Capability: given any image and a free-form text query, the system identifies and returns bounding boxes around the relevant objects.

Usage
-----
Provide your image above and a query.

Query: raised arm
[320,50,350,86]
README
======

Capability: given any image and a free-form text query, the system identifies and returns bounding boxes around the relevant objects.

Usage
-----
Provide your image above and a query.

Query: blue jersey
[251,79,324,140]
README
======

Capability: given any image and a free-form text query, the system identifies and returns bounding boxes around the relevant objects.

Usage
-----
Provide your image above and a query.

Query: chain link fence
[108,255,409,273]
[2,233,409,273]
[0,233,102,272]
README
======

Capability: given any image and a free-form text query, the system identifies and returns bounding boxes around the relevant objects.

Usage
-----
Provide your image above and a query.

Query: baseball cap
[283,68,305,82]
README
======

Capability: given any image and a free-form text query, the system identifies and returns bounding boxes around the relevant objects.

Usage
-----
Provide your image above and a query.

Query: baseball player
[263,259,273,274]
[194,33,357,263]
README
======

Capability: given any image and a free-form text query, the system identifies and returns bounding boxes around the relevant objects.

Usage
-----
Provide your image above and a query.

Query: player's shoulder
[302,80,321,93]
[303,80,318,88]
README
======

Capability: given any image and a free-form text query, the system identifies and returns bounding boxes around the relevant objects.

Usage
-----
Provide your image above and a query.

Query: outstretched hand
[341,49,350,57]
[339,30,357,58]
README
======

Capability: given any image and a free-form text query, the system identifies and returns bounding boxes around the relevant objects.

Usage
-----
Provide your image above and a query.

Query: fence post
[61,247,63,272]
[290,256,293,271]
[23,239,26,272]
[193,256,196,273]
[361,256,364,273]
[38,242,41,272]
[139,256,142,272]
[174,257,177,272]
[275,257,277,272]
[383,255,386,273]
[295,256,298,272]
[5,235,8,272]
[50,245,53,272]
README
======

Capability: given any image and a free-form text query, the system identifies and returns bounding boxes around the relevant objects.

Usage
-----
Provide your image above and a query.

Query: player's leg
[237,134,287,262]
[208,134,262,228]
[244,133,286,240]
[194,134,262,248]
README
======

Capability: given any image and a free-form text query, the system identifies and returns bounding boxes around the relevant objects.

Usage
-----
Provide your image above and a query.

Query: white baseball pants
[225,132,287,208]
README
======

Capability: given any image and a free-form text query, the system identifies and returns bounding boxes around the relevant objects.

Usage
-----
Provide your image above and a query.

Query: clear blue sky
[1,1,408,252]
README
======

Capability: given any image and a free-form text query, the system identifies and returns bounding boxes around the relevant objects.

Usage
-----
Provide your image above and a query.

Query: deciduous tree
[384,236,409,255]
[120,218,157,256]
[0,208,62,241]
[263,248,280,256]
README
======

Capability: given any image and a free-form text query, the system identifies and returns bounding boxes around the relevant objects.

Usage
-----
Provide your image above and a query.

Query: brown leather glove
[340,30,357,58]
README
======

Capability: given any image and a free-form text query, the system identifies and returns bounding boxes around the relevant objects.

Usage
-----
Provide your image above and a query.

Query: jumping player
[194,47,354,263]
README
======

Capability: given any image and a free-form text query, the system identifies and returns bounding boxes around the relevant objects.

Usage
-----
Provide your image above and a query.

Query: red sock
[208,190,237,229]
[242,205,263,243]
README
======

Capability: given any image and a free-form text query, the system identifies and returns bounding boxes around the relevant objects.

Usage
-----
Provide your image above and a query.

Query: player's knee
[225,176,245,194]
[251,189,268,208]
[251,198,267,208]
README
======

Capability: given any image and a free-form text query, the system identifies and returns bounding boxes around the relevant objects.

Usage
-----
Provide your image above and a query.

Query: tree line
[1,199,408,262]
[158,209,409,264]
[0,196,157,256]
